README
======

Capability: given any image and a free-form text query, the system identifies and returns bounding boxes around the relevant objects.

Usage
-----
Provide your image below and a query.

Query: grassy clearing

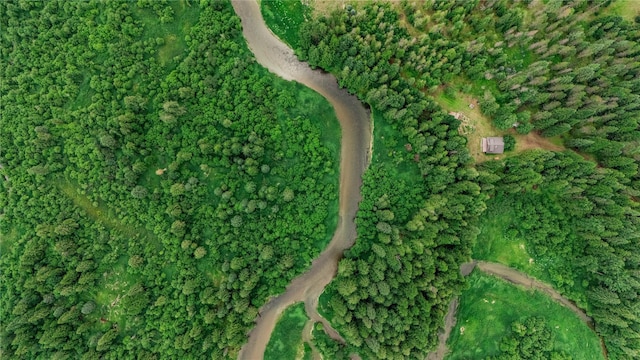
[601,0,640,23]
[261,0,312,49]
[472,195,559,285]
[433,85,565,162]
[93,258,136,327]
[134,0,200,67]
[265,302,310,360]
[472,196,533,270]
[433,88,505,162]
[309,0,348,16]
[370,108,421,182]
[446,272,604,360]
[0,226,22,256]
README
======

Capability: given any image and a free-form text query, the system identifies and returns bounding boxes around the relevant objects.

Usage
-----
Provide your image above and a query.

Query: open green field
[261,0,311,49]
[601,0,640,23]
[369,107,422,184]
[265,302,310,360]
[446,272,604,360]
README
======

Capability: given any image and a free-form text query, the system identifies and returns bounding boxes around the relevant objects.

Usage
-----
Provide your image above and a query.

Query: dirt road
[427,260,594,360]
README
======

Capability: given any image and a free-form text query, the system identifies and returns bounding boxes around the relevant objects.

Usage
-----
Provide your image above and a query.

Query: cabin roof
[482,137,504,154]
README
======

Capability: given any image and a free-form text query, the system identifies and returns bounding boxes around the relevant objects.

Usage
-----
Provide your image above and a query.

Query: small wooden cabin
[482,137,504,154]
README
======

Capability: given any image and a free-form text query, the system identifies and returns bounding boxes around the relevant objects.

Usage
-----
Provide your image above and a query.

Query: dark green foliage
[322,0,640,191]
[312,322,349,360]
[489,318,571,360]
[479,151,640,358]
[1,0,340,358]
[297,3,486,357]
[503,135,515,152]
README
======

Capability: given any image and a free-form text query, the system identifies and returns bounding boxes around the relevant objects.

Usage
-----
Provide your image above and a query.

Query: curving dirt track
[474,261,592,325]
[427,260,595,360]
[231,1,371,359]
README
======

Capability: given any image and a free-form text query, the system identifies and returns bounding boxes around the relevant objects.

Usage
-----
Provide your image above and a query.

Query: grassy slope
[261,0,312,49]
[265,302,310,360]
[446,272,604,360]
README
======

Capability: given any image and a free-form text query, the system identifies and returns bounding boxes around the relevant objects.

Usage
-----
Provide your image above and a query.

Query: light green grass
[0,226,21,256]
[446,272,604,360]
[370,107,421,182]
[265,302,310,360]
[602,0,640,23]
[261,0,312,49]
[473,196,536,271]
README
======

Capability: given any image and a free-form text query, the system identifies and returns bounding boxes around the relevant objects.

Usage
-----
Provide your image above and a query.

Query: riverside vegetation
[1,1,342,358]
[265,0,640,359]
[2,0,640,359]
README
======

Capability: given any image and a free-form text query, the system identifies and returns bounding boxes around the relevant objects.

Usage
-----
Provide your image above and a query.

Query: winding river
[230,2,600,359]
[230,1,372,359]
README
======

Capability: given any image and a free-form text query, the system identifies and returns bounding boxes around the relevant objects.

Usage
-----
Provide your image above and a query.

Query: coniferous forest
[2,0,640,359]
[293,0,640,358]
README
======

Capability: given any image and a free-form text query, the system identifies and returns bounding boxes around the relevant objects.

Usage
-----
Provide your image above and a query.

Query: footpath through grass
[261,0,311,49]
[265,302,310,360]
[447,272,604,360]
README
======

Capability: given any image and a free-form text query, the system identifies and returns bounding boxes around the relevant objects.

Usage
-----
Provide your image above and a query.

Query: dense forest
[1,0,342,358]
[479,151,640,358]
[292,0,639,359]
[294,3,486,358]
[298,0,639,175]
[2,0,640,359]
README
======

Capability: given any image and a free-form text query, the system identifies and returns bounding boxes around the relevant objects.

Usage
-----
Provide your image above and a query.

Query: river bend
[230,1,372,359]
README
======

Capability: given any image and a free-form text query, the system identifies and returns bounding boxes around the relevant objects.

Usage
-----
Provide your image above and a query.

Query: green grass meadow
[261,0,311,49]
[265,302,310,360]
[446,272,604,360]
